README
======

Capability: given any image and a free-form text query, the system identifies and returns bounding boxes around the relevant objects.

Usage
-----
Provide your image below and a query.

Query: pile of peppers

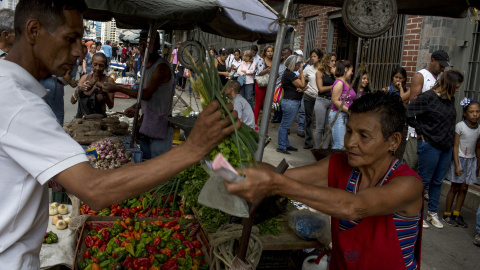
[80,194,183,219]
[79,218,208,270]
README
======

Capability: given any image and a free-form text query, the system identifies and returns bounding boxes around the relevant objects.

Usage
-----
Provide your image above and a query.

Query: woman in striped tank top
[226,91,424,269]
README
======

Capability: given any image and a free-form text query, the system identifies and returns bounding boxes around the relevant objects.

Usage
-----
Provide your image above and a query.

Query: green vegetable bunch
[185,42,259,169]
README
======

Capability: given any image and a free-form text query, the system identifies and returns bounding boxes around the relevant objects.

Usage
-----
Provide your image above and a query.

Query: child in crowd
[352,70,371,97]
[383,67,409,104]
[443,98,480,228]
[225,80,255,129]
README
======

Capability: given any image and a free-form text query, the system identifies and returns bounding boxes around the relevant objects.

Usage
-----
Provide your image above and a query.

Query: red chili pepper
[160,248,172,258]
[138,257,151,267]
[146,244,159,255]
[161,258,178,270]
[182,241,194,249]
[94,239,103,247]
[111,203,119,208]
[114,237,121,245]
[149,254,156,264]
[127,225,134,232]
[110,208,119,216]
[133,259,140,269]
[93,225,102,232]
[163,220,177,228]
[172,233,184,241]
[99,244,107,252]
[101,229,110,242]
[153,236,162,246]
[85,235,94,248]
[130,208,138,214]
[152,207,157,214]
[90,256,98,263]
[83,250,91,259]
[177,249,186,258]
[192,240,202,249]
[195,249,203,256]
[112,252,118,258]
[120,220,128,229]
[173,211,181,218]
[88,210,98,215]
[171,224,181,232]
[123,257,134,269]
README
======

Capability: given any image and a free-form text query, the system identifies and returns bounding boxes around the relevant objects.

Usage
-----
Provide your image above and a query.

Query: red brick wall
[296,4,341,53]
[401,15,423,87]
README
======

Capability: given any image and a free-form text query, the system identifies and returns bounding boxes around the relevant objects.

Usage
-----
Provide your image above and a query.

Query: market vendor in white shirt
[0,1,241,268]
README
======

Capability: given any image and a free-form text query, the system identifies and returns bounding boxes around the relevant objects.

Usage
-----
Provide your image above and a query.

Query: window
[303,16,318,57]
[465,23,480,100]
[356,15,407,91]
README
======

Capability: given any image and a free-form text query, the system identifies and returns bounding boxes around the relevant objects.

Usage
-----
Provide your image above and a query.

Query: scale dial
[342,0,397,38]
[177,40,206,70]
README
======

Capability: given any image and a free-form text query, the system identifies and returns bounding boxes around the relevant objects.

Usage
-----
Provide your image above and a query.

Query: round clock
[342,0,397,38]
[177,40,206,70]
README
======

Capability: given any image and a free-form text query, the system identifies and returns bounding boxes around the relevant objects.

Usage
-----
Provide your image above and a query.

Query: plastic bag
[288,209,331,244]
[197,163,250,218]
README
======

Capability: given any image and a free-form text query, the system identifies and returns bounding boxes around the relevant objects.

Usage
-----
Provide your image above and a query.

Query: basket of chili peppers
[73,217,208,270]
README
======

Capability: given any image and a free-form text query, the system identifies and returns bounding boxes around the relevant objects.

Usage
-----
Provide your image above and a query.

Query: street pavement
[63,85,480,269]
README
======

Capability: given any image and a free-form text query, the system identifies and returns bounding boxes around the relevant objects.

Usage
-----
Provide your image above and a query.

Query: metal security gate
[303,16,318,58]
[356,14,407,91]
[465,23,480,100]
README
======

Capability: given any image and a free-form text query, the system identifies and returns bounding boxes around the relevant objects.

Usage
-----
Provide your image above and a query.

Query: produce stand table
[259,215,326,251]
[40,205,76,270]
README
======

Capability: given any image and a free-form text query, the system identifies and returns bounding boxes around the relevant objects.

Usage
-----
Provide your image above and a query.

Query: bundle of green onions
[186,47,259,168]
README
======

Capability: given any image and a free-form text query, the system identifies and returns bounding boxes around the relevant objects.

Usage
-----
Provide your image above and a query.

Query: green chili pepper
[134,222,140,231]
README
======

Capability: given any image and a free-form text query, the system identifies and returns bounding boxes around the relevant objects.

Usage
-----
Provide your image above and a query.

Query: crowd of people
[200,42,480,256]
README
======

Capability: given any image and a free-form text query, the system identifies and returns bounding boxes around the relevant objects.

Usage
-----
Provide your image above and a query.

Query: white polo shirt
[0,60,88,269]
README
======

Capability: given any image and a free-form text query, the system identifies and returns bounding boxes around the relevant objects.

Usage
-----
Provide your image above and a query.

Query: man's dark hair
[92,52,107,64]
[250,45,258,52]
[14,0,87,36]
[226,47,234,55]
[282,47,292,55]
[227,80,241,94]
[95,41,102,48]
[349,91,406,140]
[0,9,15,33]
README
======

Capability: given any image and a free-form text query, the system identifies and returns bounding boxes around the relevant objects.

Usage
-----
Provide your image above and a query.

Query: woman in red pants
[254,45,274,131]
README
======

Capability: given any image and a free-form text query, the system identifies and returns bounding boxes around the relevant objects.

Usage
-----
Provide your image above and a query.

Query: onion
[64,216,71,224]
[56,220,67,230]
[57,204,68,215]
[52,215,63,225]
[50,202,59,208]
[49,206,58,216]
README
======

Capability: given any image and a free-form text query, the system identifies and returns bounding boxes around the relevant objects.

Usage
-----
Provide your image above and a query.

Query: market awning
[269,0,480,18]
[83,0,285,42]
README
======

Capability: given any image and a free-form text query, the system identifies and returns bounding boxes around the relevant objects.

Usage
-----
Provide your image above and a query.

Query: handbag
[237,61,253,87]
[272,83,283,111]
[256,73,269,87]
[183,68,190,78]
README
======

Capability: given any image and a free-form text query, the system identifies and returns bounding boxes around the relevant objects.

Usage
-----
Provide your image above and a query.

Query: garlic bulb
[49,206,58,216]
[56,220,67,230]
[58,204,68,215]
[52,215,63,225]
[64,216,71,224]
[50,202,59,208]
